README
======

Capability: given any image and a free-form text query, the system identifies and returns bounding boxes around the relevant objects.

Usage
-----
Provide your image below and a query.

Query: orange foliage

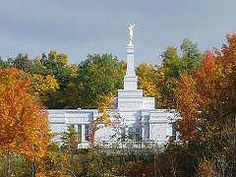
[126,160,154,177]
[176,33,236,142]
[198,161,216,177]
[0,68,50,162]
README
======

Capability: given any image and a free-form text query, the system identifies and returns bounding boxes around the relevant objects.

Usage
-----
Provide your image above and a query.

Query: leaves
[29,74,59,96]
[137,64,160,97]
[77,54,125,108]
[175,33,236,176]
[0,68,50,163]
[155,38,202,108]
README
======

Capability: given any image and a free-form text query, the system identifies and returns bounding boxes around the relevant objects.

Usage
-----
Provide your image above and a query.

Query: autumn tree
[29,74,59,104]
[26,50,79,108]
[176,34,236,176]
[0,68,50,176]
[0,51,76,108]
[30,50,71,87]
[136,64,162,107]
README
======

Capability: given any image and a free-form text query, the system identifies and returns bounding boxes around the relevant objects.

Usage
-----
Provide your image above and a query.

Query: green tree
[33,50,72,89]
[11,54,32,73]
[76,54,125,108]
[31,50,79,108]
[157,38,202,108]
[180,38,202,72]
[0,57,10,69]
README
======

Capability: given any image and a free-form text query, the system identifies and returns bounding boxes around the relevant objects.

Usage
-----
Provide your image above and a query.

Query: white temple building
[48,25,177,148]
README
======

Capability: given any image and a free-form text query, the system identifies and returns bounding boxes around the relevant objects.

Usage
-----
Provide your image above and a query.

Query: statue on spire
[128,24,135,46]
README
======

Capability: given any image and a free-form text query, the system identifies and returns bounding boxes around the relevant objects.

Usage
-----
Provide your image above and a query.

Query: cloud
[0,0,236,64]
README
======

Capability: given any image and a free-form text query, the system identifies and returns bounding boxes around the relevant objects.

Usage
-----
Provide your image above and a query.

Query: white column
[123,24,138,91]
[141,123,145,140]
[81,124,86,142]
[126,44,135,76]
[74,124,78,132]
[124,44,138,90]
[64,113,70,131]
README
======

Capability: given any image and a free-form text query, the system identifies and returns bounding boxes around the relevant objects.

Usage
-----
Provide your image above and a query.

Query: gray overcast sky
[0,0,236,65]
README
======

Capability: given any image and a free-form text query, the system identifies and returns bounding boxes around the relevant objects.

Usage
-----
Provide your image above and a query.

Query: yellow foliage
[49,50,68,65]
[89,92,115,144]
[137,63,157,96]
[30,74,59,96]
[137,63,162,105]
[198,161,216,177]
[98,92,115,112]
[98,92,114,125]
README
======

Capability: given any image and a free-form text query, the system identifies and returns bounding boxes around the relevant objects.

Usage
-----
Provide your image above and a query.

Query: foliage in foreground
[0,68,50,176]
[175,34,236,176]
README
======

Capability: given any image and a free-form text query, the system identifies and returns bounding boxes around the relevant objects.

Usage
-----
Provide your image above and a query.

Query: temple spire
[126,24,136,76]
[124,24,138,90]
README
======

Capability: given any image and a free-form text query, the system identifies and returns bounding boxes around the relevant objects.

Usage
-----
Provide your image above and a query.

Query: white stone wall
[48,108,178,147]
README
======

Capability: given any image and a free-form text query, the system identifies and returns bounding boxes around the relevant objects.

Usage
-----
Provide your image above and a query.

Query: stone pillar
[74,124,78,132]
[126,44,135,76]
[141,123,145,140]
[81,124,86,142]
[124,42,138,90]
[64,113,70,131]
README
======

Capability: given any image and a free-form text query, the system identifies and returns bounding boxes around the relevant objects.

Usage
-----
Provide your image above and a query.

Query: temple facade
[48,25,177,148]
